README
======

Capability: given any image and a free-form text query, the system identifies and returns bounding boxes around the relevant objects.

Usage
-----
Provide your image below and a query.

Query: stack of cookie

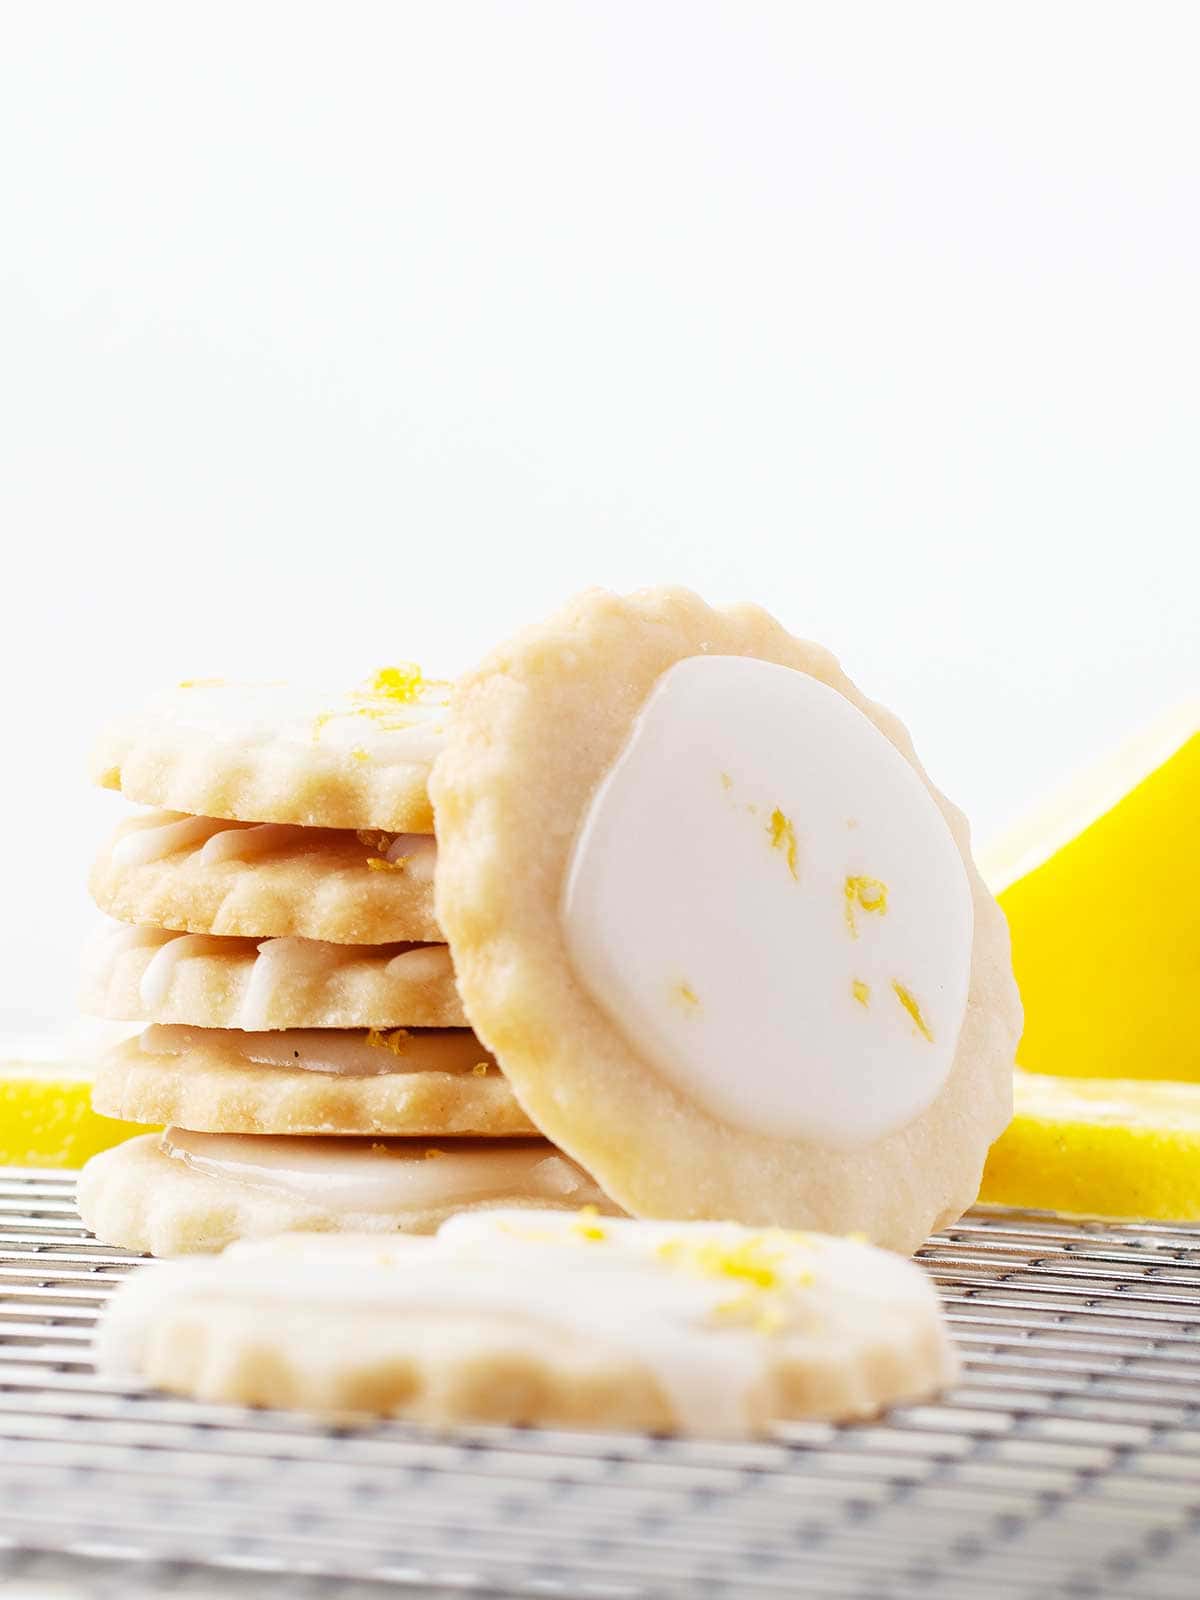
[76,670,616,1256]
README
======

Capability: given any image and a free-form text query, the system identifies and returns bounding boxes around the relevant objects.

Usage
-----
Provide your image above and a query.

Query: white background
[1,2,1196,1029]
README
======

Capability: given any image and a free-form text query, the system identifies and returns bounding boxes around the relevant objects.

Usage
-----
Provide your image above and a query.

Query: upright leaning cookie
[431,588,1021,1252]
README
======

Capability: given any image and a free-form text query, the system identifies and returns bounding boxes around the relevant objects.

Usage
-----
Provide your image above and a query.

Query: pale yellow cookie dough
[90,811,440,944]
[81,923,465,1029]
[78,1132,619,1256]
[91,670,448,833]
[91,1025,536,1137]
[96,1213,958,1434]
[431,588,1020,1253]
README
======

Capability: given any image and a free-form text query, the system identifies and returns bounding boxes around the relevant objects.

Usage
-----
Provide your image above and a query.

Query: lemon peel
[980,1071,1200,1221]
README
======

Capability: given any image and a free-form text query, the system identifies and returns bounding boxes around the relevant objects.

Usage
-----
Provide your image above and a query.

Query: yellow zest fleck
[368,663,424,703]
[657,1234,786,1291]
[366,856,408,872]
[424,1147,445,1160]
[892,980,934,1042]
[472,1061,490,1076]
[844,875,888,937]
[357,830,393,853]
[851,979,871,1007]
[572,1205,608,1242]
[671,979,702,1015]
[365,1027,410,1055]
[311,708,336,743]
[350,747,369,763]
[177,677,225,689]
[768,809,799,880]
[713,1293,793,1335]
[720,771,733,791]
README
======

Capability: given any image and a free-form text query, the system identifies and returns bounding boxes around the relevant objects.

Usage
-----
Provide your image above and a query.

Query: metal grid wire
[0,1172,1198,1600]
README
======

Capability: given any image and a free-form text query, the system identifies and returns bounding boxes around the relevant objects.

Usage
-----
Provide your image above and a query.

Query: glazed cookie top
[91,810,439,944]
[98,1210,957,1435]
[431,588,1021,1251]
[81,922,465,1030]
[91,667,450,833]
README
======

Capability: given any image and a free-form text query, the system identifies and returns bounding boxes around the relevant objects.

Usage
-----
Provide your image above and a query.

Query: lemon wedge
[982,702,1199,1080]
[980,1070,1200,1221]
[0,1037,149,1169]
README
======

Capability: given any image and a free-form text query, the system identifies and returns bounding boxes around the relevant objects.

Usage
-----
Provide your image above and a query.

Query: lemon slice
[0,1035,150,1169]
[980,1070,1200,1221]
[982,702,1198,1081]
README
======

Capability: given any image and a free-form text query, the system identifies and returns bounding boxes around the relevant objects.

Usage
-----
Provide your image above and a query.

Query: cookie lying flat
[92,1024,537,1137]
[91,811,439,944]
[81,923,465,1029]
[78,1131,618,1256]
[91,669,449,834]
[431,588,1021,1253]
[96,1211,958,1434]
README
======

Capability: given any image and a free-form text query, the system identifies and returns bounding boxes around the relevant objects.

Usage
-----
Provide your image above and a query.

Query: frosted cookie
[91,811,439,944]
[91,1024,536,1137]
[81,922,464,1029]
[96,1211,957,1434]
[431,588,1021,1253]
[91,668,449,834]
[78,1131,618,1256]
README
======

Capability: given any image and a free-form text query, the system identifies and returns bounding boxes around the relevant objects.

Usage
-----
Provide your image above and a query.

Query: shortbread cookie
[81,923,464,1029]
[78,1131,618,1255]
[92,1025,537,1137]
[91,811,439,943]
[431,588,1021,1253]
[97,1211,958,1433]
[91,669,449,833]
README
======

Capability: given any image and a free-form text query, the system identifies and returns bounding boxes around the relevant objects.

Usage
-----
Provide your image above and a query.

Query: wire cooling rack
[0,1172,1198,1600]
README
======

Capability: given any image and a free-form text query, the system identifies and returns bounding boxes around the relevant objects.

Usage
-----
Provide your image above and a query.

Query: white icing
[148,679,449,764]
[111,815,230,869]
[237,937,344,1030]
[160,1130,600,1212]
[198,822,309,864]
[563,656,974,1147]
[384,945,445,982]
[385,833,437,882]
[140,1024,495,1078]
[138,934,229,1010]
[97,1211,943,1437]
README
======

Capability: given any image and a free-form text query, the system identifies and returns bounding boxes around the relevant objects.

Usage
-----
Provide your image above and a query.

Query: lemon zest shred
[892,980,934,1041]
[357,830,393,853]
[368,664,425,702]
[365,1027,411,1056]
[572,1206,608,1242]
[670,979,702,1014]
[366,856,408,872]
[768,809,799,880]
[851,979,871,1007]
[844,875,888,937]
